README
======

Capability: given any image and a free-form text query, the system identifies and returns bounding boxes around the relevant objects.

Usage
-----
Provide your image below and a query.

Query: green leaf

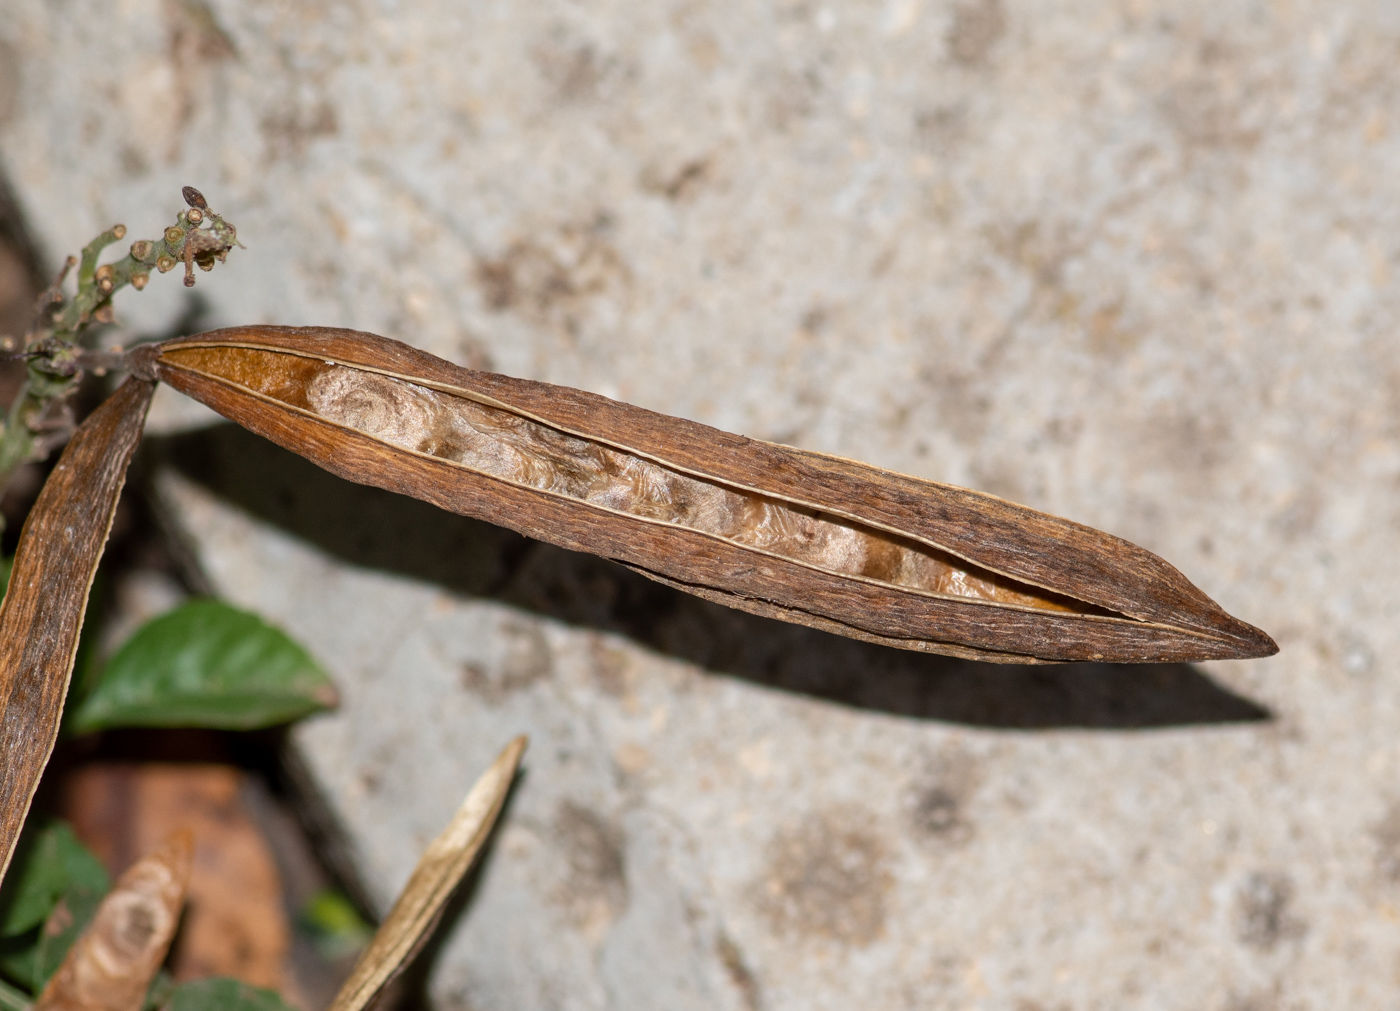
[0,821,108,995]
[0,822,109,937]
[0,933,37,995]
[296,889,372,961]
[0,555,11,605]
[29,883,103,992]
[0,880,104,996]
[68,600,338,733]
[142,969,177,1011]
[162,978,298,1011]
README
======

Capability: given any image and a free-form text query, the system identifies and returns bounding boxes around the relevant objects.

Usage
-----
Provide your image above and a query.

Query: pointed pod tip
[1218,619,1279,660]
[474,736,527,804]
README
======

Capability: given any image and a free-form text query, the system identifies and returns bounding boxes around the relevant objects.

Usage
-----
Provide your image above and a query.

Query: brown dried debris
[34,831,194,1011]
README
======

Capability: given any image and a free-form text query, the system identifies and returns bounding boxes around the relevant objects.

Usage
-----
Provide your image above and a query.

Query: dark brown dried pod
[0,378,155,882]
[142,326,1276,665]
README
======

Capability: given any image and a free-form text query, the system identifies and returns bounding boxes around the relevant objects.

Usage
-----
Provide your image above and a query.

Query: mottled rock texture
[5,1,1400,1007]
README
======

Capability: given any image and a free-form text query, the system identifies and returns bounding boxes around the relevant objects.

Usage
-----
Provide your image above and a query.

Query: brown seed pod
[144,326,1276,665]
[0,378,155,883]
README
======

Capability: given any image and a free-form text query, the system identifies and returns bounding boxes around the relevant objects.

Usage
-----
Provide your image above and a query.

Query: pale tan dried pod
[327,736,527,1011]
[34,831,194,1011]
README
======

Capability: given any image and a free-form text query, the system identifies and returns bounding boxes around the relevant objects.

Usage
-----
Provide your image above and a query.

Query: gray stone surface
[6,0,1400,1006]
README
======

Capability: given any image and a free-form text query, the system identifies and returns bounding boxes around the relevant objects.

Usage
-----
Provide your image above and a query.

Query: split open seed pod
[136,326,1276,666]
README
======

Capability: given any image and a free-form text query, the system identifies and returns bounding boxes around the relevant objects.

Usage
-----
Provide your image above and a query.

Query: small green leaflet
[163,978,299,1011]
[0,822,109,937]
[68,600,338,734]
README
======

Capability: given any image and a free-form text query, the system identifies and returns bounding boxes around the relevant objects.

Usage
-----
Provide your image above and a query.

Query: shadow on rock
[148,424,1272,731]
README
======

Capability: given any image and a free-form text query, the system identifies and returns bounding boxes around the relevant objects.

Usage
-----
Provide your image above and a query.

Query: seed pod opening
[151,327,1277,665]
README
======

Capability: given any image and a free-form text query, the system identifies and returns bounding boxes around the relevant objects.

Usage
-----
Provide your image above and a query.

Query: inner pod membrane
[165,345,1098,615]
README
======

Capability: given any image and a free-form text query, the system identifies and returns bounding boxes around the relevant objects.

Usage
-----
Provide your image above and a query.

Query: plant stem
[0,188,237,529]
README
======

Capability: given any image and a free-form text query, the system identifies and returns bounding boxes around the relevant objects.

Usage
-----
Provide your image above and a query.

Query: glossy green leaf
[0,822,109,937]
[68,600,337,733]
[162,978,298,1011]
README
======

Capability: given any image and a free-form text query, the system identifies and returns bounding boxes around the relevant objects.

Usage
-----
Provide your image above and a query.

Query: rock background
[4,1,1400,1007]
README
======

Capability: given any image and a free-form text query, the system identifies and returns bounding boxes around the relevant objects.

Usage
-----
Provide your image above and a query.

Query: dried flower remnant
[142,325,1277,665]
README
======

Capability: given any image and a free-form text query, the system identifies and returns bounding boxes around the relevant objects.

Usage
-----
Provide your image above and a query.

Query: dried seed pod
[328,737,526,1011]
[34,831,193,1011]
[0,378,155,883]
[141,326,1276,665]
